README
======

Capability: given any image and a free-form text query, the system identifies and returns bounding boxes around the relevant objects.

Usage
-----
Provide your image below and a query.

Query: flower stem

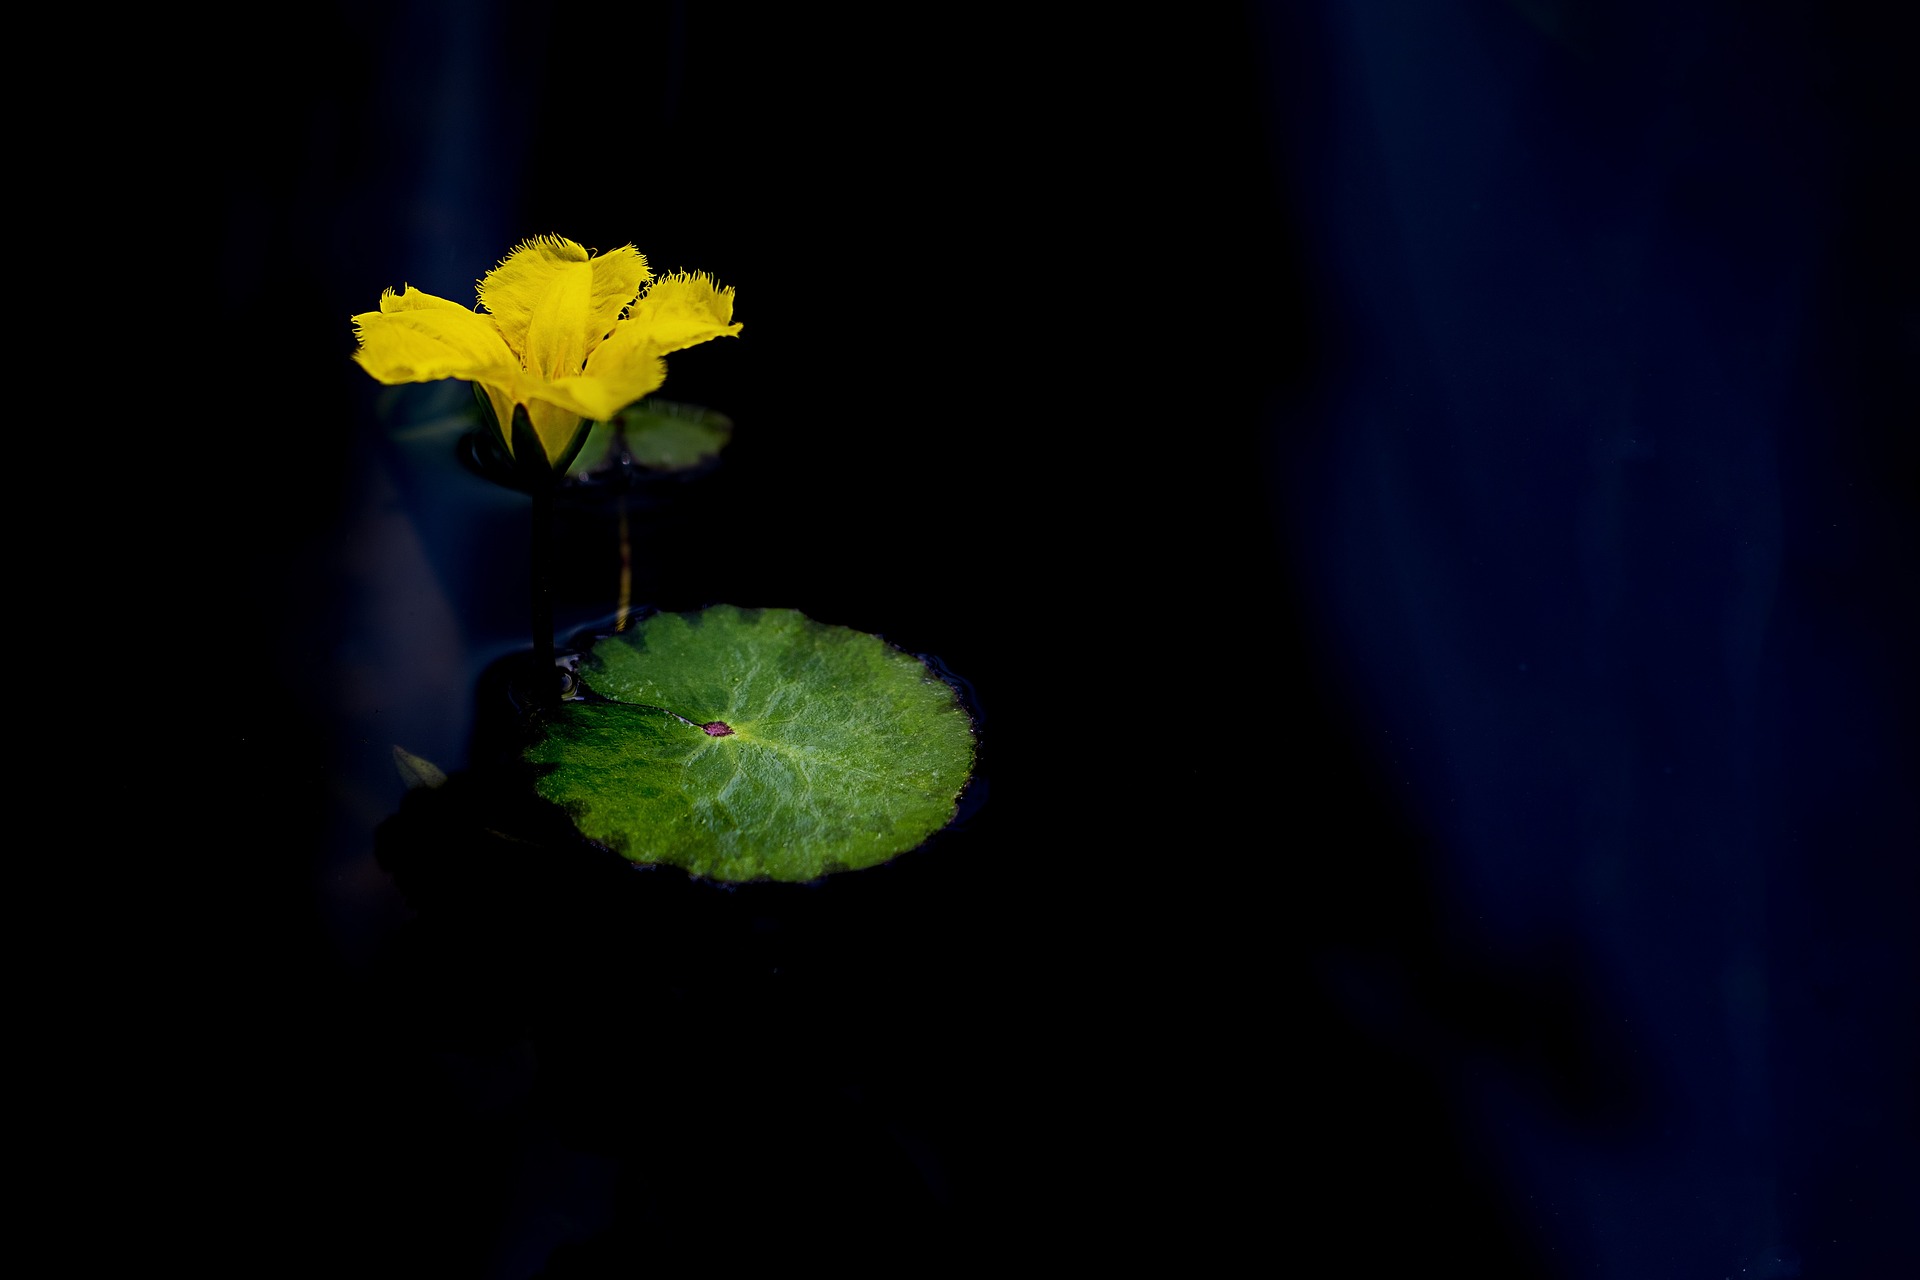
[529,480,557,703]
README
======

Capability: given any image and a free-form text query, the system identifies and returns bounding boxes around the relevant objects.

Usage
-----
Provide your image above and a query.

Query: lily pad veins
[525,605,976,882]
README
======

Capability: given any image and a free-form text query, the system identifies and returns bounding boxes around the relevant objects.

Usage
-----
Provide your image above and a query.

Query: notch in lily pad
[525,605,977,883]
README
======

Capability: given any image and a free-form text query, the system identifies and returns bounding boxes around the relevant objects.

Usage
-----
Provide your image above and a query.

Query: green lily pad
[525,605,976,882]
[570,399,733,476]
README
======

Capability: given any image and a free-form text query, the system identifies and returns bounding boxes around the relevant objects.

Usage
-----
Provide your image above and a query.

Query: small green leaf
[376,380,481,443]
[393,744,449,790]
[570,399,733,477]
[525,606,975,882]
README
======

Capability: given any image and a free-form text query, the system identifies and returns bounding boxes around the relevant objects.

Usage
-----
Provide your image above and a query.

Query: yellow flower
[351,235,740,471]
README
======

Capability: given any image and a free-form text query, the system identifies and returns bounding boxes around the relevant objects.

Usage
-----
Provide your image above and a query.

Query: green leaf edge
[524,605,977,884]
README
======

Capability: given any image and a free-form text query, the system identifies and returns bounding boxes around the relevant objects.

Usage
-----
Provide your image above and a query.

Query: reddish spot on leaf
[702,721,735,737]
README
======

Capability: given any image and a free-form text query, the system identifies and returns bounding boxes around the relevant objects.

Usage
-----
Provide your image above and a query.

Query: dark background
[100,1,1915,1274]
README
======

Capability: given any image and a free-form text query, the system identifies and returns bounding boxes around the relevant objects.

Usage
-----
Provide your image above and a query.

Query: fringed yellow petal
[480,368,603,464]
[586,245,650,355]
[351,288,517,384]
[525,398,588,468]
[553,354,669,423]
[476,237,649,382]
[377,285,472,316]
[476,235,593,380]
[618,271,743,354]
[472,235,583,370]
[582,311,668,385]
[501,366,598,421]
[479,383,519,453]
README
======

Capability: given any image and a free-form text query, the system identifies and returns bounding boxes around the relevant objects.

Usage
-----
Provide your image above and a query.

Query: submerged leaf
[525,606,976,882]
[393,745,449,790]
[570,399,733,476]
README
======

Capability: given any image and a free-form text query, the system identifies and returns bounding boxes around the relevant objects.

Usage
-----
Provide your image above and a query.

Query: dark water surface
[105,2,1919,1276]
